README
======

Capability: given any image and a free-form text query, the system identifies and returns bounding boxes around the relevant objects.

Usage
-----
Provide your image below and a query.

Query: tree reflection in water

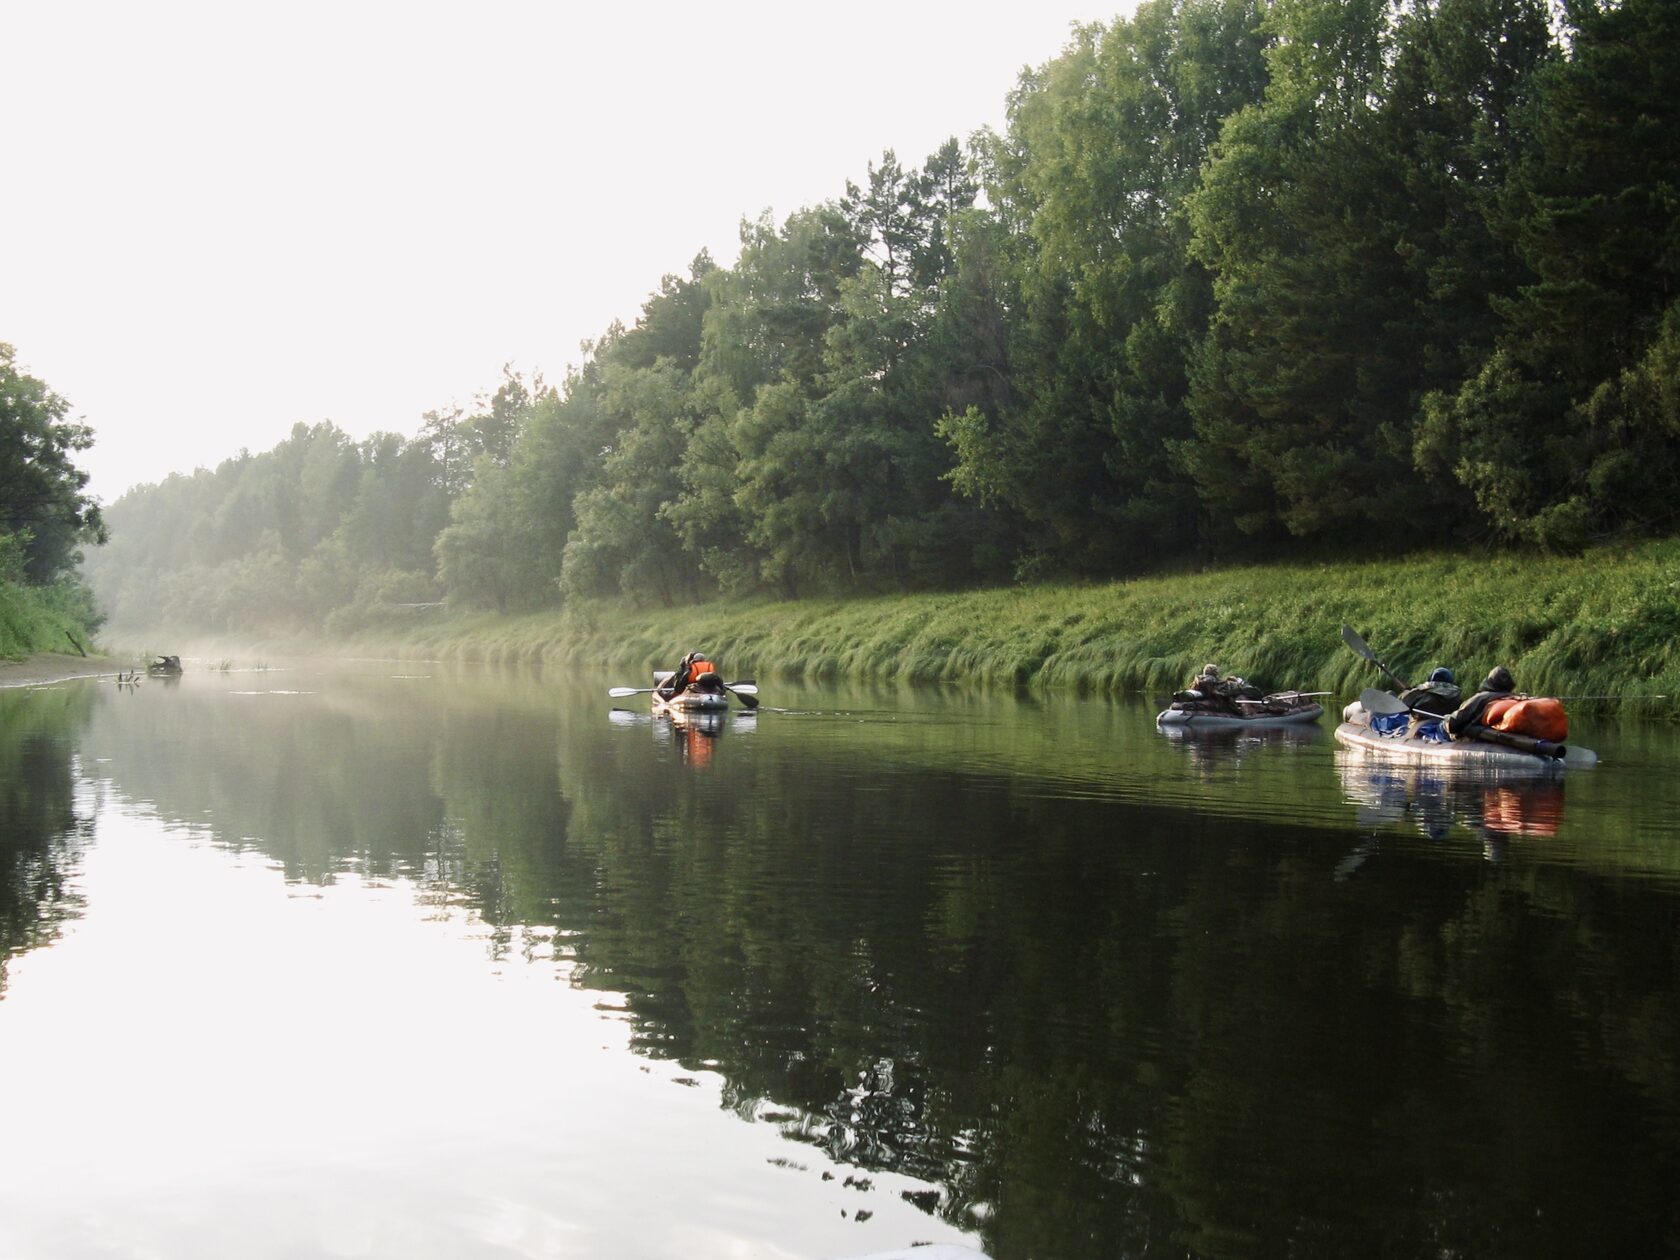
[16,672,1680,1258]
[0,686,97,995]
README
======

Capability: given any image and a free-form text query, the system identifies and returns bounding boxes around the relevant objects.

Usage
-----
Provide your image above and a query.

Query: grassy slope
[348,539,1680,711]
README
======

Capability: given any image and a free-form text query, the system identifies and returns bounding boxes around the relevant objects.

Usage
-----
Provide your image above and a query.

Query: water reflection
[1335,748,1568,842]
[1,669,1678,1258]
[0,686,96,995]
[1157,722,1323,781]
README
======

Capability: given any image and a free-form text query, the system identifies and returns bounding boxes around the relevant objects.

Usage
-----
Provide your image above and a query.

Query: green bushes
[0,576,101,660]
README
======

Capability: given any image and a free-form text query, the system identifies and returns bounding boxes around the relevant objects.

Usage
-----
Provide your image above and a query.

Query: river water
[2,662,1677,1259]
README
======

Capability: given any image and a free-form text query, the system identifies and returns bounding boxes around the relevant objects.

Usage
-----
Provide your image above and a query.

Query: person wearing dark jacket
[657,651,702,701]
[1446,666,1517,737]
[1182,663,1261,713]
[1399,667,1462,716]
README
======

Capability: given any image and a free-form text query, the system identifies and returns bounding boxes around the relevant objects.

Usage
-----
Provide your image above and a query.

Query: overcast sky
[3,1,1120,504]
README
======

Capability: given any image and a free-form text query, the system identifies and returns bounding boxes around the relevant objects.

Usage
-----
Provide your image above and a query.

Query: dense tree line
[87,375,533,633]
[87,0,1680,633]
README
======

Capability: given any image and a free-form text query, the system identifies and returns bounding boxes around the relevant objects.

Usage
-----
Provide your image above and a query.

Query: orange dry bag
[1482,697,1519,728]
[1491,697,1568,742]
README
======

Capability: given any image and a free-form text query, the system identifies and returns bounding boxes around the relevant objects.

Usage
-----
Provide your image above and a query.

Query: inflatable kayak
[650,669,732,713]
[1336,698,1596,773]
[1157,690,1324,729]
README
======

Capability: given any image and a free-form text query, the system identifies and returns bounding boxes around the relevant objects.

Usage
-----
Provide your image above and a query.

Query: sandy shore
[0,652,130,689]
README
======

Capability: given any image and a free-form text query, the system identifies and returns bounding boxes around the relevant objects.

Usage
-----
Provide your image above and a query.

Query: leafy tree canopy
[0,345,105,584]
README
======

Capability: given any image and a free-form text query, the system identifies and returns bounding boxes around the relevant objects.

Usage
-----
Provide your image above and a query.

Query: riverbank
[0,652,124,689]
[300,539,1677,713]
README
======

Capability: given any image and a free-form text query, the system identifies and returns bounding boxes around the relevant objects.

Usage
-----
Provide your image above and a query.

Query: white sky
[2,1,1117,504]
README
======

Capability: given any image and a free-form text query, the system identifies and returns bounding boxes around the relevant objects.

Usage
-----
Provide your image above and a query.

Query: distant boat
[1157,689,1324,729]
[147,655,183,676]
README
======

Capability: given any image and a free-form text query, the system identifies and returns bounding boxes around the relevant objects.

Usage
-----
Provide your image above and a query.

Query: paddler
[1182,663,1262,713]
[1398,666,1461,716]
[656,650,718,701]
[1446,666,1517,738]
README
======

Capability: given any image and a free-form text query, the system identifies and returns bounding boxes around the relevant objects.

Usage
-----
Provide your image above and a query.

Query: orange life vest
[689,658,717,679]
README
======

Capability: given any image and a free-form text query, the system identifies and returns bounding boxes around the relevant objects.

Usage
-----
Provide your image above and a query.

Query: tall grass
[345,539,1680,712]
[0,580,96,660]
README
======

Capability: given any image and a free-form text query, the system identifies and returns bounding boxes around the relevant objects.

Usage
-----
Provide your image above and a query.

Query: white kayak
[1336,700,1596,773]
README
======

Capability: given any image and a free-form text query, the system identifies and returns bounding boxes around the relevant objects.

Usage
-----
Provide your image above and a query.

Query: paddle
[1360,687,1422,717]
[1342,624,1410,691]
[1233,691,1332,709]
[607,679,760,708]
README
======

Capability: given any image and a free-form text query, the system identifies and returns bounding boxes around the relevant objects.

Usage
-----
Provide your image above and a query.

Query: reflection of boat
[653,704,735,768]
[1334,747,1567,842]
[1156,722,1321,749]
[665,707,727,736]
[1157,720,1321,781]
[1335,700,1595,774]
[1157,691,1323,729]
[651,669,731,713]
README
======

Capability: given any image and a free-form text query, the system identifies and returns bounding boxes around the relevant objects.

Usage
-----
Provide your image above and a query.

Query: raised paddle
[1341,624,1411,691]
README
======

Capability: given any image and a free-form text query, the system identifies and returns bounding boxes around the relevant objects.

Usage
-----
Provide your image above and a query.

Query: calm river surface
[2,662,1678,1259]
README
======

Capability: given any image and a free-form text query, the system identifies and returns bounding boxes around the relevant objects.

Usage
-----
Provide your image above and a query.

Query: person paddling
[1398,667,1462,716]
[1446,666,1517,738]
[657,650,720,701]
[1182,663,1261,714]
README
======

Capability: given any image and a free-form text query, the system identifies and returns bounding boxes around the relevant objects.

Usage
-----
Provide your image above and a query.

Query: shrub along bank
[0,579,99,661]
[351,539,1680,714]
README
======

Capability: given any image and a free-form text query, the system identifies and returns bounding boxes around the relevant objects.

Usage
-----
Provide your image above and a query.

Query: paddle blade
[1342,624,1378,662]
[1360,687,1408,716]
[608,686,647,698]
[731,689,760,709]
[725,682,758,695]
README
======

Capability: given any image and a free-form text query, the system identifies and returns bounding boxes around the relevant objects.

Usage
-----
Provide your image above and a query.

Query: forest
[83,0,1680,637]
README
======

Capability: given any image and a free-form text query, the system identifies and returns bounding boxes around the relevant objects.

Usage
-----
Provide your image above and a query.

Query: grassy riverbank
[328,539,1679,711]
[0,580,98,662]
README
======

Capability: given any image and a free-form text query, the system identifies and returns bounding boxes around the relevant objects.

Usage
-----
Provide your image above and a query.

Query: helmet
[1428,667,1455,684]
[1482,665,1515,693]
